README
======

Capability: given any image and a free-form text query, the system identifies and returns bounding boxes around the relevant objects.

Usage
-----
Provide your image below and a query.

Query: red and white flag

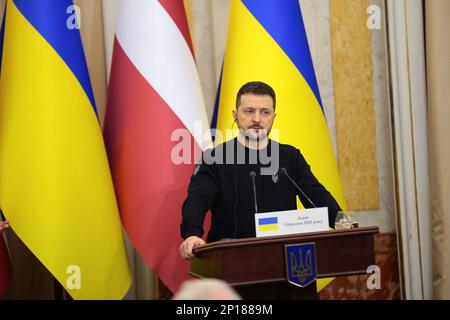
[104,0,211,292]
[0,236,12,297]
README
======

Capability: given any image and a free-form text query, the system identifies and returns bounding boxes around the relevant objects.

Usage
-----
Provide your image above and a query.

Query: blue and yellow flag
[216,0,348,291]
[0,0,131,299]
[257,217,279,232]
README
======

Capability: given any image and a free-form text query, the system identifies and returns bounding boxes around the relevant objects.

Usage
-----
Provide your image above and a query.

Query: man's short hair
[236,81,276,110]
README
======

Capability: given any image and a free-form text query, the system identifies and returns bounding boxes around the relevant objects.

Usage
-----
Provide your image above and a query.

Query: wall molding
[386,0,432,300]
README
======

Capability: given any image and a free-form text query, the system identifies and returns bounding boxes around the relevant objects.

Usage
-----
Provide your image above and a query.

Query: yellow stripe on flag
[216,0,348,292]
[0,2,131,299]
[259,224,279,232]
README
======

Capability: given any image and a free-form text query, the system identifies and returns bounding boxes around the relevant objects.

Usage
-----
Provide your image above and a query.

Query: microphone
[249,171,258,214]
[279,167,317,208]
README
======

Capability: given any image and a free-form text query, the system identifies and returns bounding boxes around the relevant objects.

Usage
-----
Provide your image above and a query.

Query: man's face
[234,94,276,142]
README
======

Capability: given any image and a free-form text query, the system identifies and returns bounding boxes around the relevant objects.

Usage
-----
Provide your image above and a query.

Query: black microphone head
[280,167,287,174]
[249,171,256,178]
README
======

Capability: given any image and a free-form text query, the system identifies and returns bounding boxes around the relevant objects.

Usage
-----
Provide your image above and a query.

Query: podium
[190,226,379,299]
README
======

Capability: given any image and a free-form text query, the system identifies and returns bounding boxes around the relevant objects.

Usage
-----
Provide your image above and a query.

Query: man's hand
[0,220,9,234]
[179,236,205,260]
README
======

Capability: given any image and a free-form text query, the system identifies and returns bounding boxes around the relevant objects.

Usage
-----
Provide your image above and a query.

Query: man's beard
[242,127,270,142]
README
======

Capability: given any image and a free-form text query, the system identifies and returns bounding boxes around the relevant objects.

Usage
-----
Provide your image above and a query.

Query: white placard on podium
[254,207,329,238]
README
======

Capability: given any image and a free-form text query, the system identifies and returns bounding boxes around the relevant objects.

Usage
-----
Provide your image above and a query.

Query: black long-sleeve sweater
[181,138,341,243]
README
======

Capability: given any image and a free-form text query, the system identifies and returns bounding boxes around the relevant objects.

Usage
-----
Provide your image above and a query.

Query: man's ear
[232,110,237,122]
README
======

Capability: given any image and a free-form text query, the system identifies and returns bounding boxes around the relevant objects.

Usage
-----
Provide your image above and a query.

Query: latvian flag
[104,0,211,293]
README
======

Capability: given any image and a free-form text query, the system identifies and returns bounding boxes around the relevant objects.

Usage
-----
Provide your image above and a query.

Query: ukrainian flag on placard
[258,217,279,232]
[0,0,131,299]
[215,0,348,291]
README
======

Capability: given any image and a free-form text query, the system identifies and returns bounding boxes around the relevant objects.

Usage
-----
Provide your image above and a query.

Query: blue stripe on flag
[258,217,278,225]
[211,62,223,131]
[13,0,98,116]
[0,6,6,75]
[241,0,323,111]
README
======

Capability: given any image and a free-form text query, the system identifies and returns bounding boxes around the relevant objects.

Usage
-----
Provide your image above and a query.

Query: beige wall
[425,0,450,299]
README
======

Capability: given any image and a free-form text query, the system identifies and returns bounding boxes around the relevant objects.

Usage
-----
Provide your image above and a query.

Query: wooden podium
[190,226,379,299]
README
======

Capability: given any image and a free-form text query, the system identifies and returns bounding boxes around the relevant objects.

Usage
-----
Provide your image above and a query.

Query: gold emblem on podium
[285,242,317,287]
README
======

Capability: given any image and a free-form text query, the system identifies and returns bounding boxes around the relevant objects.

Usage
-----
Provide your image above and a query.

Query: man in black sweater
[179,81,341,260]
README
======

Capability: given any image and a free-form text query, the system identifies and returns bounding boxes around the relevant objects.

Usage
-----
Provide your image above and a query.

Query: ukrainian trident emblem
[285,243,317,287]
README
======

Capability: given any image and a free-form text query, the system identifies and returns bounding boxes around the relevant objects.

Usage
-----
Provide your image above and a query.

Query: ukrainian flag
[0,0,131,299]
[258,217,279,232]
[216,0,348,291]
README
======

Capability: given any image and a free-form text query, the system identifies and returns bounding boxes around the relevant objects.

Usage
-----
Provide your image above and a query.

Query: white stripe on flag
[115,0,211,148]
